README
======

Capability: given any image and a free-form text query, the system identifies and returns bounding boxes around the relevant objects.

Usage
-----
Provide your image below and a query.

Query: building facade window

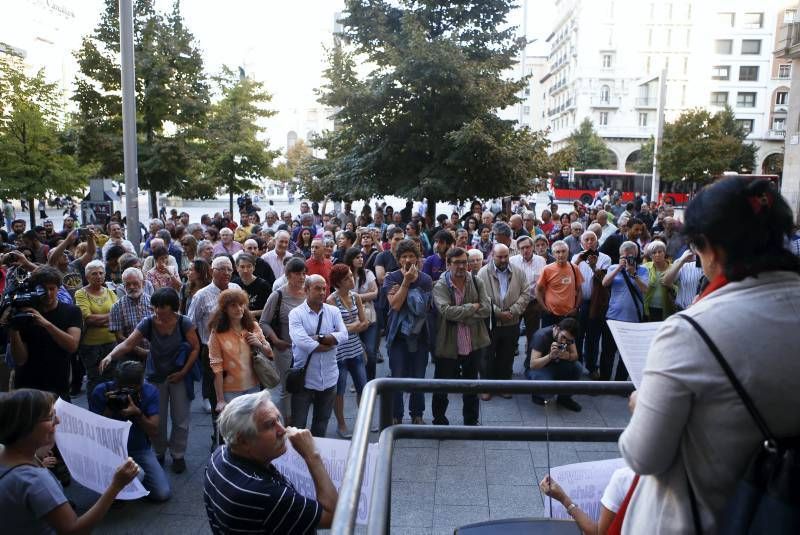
[736,92,757,107]
[779,65,791,79]
[638,112,648,127]
[743,13,763,29]
[741,40,761,55]
[785,9,797,23]
[717,12,735,27]
[710,92,729,106]
[599,111,609,125]
[711,65,730,80]
[600,85,611,102]
[602,54,613,68]
[739,66,759,81]
[736,119,754,134]
[777,91,788,105]
[715,39,733,54]
[773,117,786,131]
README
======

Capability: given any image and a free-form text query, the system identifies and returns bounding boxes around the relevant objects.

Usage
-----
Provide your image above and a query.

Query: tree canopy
[637,107,757,182]
[72,0,209,215]
[306,0,550,203]
[0,56,95,226]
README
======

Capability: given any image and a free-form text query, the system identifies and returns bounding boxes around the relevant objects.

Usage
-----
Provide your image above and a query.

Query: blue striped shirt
[204,446,321,534]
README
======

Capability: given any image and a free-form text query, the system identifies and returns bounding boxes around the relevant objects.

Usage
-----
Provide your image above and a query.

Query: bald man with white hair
[477,243,531,398]
[109,266,152,360]
[262,230,291,279]
[188,255,242,420]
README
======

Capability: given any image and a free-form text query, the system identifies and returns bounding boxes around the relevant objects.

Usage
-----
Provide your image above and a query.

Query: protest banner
[273,436,378,525]
[54,398,149,500]
[543,457,628,521]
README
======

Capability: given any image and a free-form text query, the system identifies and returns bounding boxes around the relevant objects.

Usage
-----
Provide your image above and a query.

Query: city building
[776,2,800,221]
[540,0,793,177]
[499,54,549,132]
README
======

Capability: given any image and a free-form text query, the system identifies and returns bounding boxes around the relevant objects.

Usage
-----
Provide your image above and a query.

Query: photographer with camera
[572,231,612,378]
[526,318,582,412]
[4,266,82,401]
[89,361,171,502]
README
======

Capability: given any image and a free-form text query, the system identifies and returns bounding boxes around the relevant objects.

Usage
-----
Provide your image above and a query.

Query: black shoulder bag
[679,314,800,535]
[285,311,325,394]
[269,290,283,334]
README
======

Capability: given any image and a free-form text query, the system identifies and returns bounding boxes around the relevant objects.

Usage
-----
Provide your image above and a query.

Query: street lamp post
[119,0,141,249]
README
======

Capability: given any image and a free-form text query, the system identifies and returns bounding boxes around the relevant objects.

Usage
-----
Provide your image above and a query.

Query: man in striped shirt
[204,390,338,534]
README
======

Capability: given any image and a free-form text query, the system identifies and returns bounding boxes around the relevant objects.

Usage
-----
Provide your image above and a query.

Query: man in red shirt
[535,240,583,328]
[305,239,332,293]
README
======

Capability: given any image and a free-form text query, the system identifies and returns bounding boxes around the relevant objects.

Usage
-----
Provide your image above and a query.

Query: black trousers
[432,350,481,425]
[491,324,520,380]
[600,320,628,381]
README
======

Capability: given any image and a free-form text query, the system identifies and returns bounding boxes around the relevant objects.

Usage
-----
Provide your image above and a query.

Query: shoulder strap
[143,316,153,339]
[677,314,777,444]
[272,290,283,323]
[0,463,37,482]
[302,310,326,372]
[620,269,644,322]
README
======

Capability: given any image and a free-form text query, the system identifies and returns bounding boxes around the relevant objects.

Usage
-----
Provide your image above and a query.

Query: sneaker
[411,416,426,425]
[203,399,212,413]
[531,394,546,406]
[557,396,582,413]
[172,458,187,474]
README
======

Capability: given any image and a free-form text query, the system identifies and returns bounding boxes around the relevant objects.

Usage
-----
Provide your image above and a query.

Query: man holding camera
[572,231,612,378]
[89,361,171,502]
[4,266,82,401]
[526,318,582,412]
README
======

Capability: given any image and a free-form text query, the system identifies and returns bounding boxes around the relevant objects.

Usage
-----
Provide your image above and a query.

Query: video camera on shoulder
[0,271,47,329]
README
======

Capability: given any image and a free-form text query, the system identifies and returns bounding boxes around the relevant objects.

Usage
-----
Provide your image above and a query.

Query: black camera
[105,387,140,412]
[557,343,568,352]
[623,255,638,266]
[581,249,598,260]
[0,275,47,329]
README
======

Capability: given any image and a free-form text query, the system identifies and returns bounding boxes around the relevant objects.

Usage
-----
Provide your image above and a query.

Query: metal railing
[331,378,635,535]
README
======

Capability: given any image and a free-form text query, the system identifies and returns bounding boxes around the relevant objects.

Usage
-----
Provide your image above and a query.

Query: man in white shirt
[262,230,291,279]
[571,231,612,377]
[102,222,136,259]
[287,275,348,437]
[510,235,546,340]
[596,210,618,246]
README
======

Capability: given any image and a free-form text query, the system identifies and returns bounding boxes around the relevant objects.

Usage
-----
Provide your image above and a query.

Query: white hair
[275,230,290,241]
[244,238,258,248]
[620,241,639,255]
[149,218,163,228]
[211,256,232,270]
[467,248,484,261]
[551,240,568,252]
[217,390,273,446]
[644,240,666,256]
[305,274,327,288]
[121,267,143,281]
[85,260,105,274]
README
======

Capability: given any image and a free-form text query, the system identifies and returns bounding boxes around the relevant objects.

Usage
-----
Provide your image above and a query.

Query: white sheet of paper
[273,436,378,525]
[605,320,664,388]
[54,398,149,500]
[544,457,628,521]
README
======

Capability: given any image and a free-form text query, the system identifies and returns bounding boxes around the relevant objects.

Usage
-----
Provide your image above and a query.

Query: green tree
[308,1,550,211]
[564,118,611,170]
[72,0,209,216]
[203,67,279,214]
[0,56,95,226]
[637,107,756,182]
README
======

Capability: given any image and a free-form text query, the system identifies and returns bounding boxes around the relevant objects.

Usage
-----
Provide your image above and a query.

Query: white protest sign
[606,320,664,387]
[54,398,149,500]
[273,436,378,525]
[544,457,627,521]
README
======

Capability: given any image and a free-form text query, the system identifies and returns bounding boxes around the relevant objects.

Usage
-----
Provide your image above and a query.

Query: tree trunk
[229,185,234,216]
[27,197,36,228]
[149,190,158,220]
[425,198,436,230]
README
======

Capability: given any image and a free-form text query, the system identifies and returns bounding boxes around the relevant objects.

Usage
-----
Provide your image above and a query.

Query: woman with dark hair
[258,257,307,422]
[208,289,272,412]
[0,389,139,533]
[146,247,182,290]
[180,258,211,314]
[405,220,431,256]
[464,216,479,244]
[179,234,197,278]
[618,177,800,533]
[296,227,314,259]
[327,264,368,437]
[100,287,200,473]
[475,224,493,259]
[104,244,126,284]
[343,247,379,381]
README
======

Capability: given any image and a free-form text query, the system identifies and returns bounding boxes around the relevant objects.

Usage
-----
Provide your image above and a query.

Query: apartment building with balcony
[541,0,793,177]
[776,2,800,220]
[498,54,549,132]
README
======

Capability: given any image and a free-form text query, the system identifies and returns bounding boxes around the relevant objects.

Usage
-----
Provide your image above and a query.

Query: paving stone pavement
[63,337,632,534]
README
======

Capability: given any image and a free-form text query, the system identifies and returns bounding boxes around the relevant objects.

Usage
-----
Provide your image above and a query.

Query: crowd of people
[1,178,799,533]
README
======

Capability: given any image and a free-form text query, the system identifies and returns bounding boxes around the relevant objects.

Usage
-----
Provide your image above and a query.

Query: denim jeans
[130,448,171,502]
[388,335,428,420]
[337,355,368,396]
[360,323,379,381]
[525,359,583,382]
[292,386,336,437]
[223,385,261,402]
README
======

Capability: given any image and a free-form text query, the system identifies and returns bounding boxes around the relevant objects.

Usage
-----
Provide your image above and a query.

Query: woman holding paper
[0,388,139,534]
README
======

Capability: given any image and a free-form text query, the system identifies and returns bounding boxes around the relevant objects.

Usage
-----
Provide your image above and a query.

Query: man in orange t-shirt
[535,240,583,328]
[305,239,332,293]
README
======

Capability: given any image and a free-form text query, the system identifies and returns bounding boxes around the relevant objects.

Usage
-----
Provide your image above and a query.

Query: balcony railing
[768,129,786,138]
[775,21,800,58]
[591,96,621,108]
[635,97,657,108]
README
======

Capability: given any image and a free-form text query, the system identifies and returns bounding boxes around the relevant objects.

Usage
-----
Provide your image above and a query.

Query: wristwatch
[566,503,578,514]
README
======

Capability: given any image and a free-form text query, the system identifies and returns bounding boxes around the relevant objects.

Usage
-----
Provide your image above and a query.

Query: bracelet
[566,503,578,514]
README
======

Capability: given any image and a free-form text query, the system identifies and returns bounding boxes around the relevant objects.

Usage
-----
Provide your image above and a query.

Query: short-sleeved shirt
[16,301,83,397]
[606,265,648,322]
[204,446,321,535]
[600,467,636,514]
[137,314,193,382]
[525,325,556,371]
[422,253,447,282]
[375,250,399,274]
[234,276,271,312]
[74,286,118,345]
[0,464,68,534]
[89,380,160,452]
[537,262,584,316]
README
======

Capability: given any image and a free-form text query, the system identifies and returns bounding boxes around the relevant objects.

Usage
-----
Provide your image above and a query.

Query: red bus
[549,170,780,206]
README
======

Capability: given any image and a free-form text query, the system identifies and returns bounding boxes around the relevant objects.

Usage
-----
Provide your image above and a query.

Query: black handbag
[680,314,800,534]
[285,311,325,394]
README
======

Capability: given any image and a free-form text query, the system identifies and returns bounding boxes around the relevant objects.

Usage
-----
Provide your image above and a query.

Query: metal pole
[119,0,141,250]
[518,0,529,125]
[651,67,667,204]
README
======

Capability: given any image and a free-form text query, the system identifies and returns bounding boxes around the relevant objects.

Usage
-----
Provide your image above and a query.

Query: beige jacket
[477,262,531,326]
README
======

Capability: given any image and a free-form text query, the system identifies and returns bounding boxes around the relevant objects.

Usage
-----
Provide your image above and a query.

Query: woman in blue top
[600,241,650,381]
